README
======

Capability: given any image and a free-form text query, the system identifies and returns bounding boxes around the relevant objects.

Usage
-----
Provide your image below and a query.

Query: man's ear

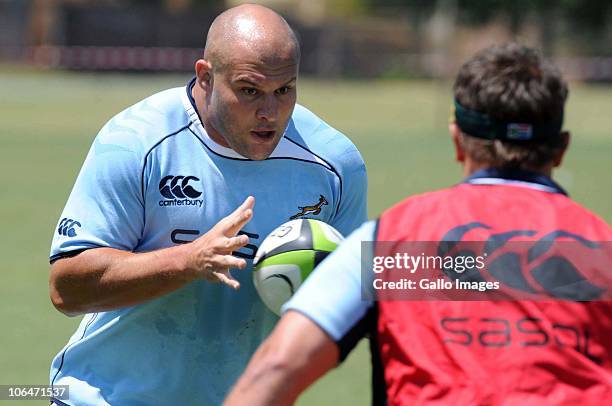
[450,122,465,163]
[194,59,213,90]
[553,131,571,167]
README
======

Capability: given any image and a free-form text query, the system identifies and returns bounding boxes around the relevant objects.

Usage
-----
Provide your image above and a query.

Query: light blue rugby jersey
[49,78,367,405]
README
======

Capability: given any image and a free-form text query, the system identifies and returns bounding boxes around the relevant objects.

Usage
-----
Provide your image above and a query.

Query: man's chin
[238,145,277,161]
[238,138,283,160]
[245,149,274,160]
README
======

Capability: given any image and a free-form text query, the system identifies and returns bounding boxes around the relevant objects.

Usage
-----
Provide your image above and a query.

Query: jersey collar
[462,168,568,196]
[186,76,201,120]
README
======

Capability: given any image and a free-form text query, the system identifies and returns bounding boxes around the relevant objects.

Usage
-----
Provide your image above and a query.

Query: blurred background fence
[3,0,612,79]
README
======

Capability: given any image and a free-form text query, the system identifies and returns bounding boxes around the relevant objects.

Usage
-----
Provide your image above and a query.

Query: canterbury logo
[290,195,328,220]
[58,218,81,237]
[439,222,606,301]
[159,175,202,199]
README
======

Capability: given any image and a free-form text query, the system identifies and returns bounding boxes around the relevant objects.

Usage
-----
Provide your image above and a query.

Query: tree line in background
[360,0,612,55]
[152,0,612,54]
[10,0,612,76]
[24,1,612,55]
[173,0,612,33]
[363,0,610,32]
[135,0,612,33]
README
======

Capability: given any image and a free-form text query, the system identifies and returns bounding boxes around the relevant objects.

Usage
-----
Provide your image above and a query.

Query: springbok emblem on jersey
[290,195,328,220]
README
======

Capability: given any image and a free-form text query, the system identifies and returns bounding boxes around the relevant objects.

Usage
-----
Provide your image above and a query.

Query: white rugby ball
[253,219,343,316]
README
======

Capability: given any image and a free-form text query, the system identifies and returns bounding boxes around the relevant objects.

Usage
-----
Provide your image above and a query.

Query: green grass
[0,69,610,406]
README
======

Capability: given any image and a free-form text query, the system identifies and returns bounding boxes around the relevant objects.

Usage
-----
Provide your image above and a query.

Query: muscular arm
[225,311,338,406]
[50,246,192,316]
[49,197,254,316]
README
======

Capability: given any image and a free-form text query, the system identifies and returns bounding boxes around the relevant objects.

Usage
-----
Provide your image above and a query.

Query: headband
[453,100,563,142]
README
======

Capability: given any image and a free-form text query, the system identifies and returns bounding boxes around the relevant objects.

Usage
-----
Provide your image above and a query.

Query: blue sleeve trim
[49,248,95,264]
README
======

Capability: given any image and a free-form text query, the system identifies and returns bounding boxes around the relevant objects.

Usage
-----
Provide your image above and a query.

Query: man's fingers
[225,234,250,252]
[227,196,255,221]
[241,195,256,211]
[223,255,247,270]
[223,196,255,236]
[198,255,245,288]
[213,270,240,290]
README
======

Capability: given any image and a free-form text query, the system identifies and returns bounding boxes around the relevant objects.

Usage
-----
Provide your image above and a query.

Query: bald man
[47,5,367,405]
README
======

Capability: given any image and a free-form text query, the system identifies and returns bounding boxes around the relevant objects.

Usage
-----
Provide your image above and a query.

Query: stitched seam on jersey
[283,136,344,218]
[140,122,192,205]
[51,313,99,386]
[186,126,342,179]
[186,126,345,222]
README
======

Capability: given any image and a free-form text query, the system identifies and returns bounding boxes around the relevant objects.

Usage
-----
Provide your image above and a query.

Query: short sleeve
[282,220,376,349]
[50,128,145,262]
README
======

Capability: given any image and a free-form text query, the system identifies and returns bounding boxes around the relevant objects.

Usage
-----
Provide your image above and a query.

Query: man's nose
[256,94,278,122]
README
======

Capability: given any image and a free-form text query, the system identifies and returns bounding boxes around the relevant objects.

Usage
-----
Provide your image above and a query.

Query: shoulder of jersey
[551,194,612,237]
[286,104,365,174]
[383,189,450,219]
[384,185,612,238]
[94,87,190,156]
[381,185,565,217]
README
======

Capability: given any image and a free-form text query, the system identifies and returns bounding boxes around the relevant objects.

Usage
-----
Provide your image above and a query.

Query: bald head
[204,4,300,71]
[193,4,300,160]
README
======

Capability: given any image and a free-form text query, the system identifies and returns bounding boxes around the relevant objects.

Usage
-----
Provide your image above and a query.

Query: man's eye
[241,88,258,96]
[276,87,291,95]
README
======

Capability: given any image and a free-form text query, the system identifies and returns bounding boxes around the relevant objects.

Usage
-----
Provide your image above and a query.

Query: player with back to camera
[47,4,367,405]
[226,43,612,405]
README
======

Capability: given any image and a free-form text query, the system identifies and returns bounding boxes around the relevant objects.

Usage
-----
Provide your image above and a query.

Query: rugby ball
[253,219,343,316]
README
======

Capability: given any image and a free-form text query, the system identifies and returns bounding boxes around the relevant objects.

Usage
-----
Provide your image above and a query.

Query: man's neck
[190,82,230,148]
[463,160,553,178]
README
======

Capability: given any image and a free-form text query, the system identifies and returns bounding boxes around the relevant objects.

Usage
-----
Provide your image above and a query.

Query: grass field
[1,69,611,405]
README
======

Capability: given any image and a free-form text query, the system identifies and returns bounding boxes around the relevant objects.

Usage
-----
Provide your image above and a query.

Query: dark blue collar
[462,168,568,196]
[186,76,199,113]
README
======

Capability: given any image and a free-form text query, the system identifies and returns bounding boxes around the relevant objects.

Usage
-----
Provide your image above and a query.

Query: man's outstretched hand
[185,196,255,289]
